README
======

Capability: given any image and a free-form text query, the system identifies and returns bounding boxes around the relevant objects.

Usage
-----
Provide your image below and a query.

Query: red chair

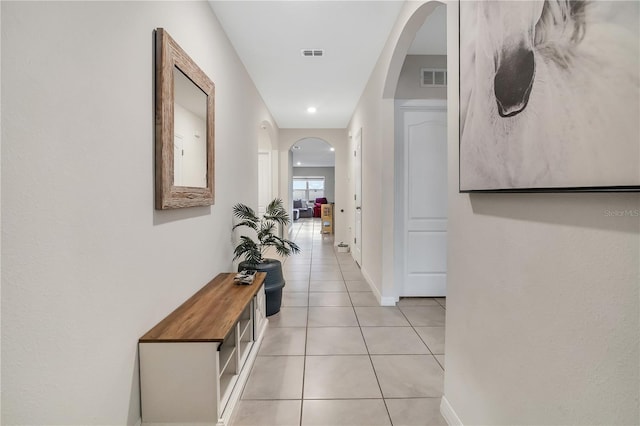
[313,197,328,217]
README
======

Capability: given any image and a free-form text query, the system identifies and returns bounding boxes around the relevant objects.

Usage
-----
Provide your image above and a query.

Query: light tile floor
[231,218,446,426]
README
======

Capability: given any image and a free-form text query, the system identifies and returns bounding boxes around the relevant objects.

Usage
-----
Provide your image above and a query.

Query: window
[293,177,324,202]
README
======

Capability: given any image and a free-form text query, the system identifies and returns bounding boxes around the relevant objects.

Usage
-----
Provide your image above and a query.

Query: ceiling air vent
[301,49,324,57]
[421,68,447,87]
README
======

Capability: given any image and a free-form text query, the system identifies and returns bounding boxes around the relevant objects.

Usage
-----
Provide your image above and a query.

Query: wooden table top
[139,272,266,343]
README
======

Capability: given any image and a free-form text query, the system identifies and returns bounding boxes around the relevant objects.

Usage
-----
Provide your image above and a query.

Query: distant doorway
[290,138,335,220]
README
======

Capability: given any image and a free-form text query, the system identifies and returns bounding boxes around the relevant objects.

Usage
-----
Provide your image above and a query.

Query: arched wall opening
[347,0,448,306]
[389,2,448,300]
[291,138,336,219]
[277,129,349,246]
[382,2,444,100]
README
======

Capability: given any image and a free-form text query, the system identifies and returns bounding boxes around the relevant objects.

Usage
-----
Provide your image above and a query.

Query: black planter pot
[238,259,285,316]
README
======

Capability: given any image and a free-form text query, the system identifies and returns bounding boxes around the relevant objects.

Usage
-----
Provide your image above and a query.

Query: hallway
[231,218,447,425]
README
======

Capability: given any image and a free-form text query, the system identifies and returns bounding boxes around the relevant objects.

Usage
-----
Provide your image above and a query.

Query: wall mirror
[155,28,215,209]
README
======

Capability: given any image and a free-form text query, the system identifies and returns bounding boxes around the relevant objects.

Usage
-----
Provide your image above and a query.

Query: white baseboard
[361,268,396,306]
[379,296,397,306]
[142,423,213,426]
[360,267,380,301]
[440,395,463,426]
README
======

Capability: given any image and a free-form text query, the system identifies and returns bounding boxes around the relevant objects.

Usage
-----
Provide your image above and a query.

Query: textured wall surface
[349,0,639,423]
[444,2,640,424]
[1,1,276,424]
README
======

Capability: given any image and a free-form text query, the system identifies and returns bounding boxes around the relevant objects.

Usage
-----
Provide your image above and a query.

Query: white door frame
[394,99,447,298]
[352,128,363,266]
[258,151,272,216]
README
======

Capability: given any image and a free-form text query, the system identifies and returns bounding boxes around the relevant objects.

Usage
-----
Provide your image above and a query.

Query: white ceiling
[209,0,447,139]
[292,138,335,167]
[208,1,408,129]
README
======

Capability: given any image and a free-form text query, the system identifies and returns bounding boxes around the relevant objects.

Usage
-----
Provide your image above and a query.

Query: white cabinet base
[139,286,268,426]
[218,317,267,426]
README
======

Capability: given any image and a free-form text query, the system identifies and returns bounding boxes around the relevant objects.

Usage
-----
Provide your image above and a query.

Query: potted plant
[232,198,300,316]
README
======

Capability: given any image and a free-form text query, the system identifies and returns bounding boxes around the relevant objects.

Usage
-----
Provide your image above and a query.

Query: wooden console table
[139,272,268,425]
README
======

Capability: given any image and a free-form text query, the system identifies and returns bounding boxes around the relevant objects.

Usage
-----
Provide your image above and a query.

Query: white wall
[444,2,639,424]
[279,129,348,245]
[349,0,639,423]
[395,55,447,100]
[348,1,442,304]
[0,1,3,418]
[1,1,277,424]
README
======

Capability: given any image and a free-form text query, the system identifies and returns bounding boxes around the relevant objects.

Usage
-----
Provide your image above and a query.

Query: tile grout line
[281,218,312,424]
[299,219,316,425]
[396,304,446,371]
[310,220,394,424]
[261,218,448,425]
[344,252,395,425]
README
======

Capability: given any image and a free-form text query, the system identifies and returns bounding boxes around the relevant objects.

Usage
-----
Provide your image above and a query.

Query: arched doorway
[290,137,336,223]
[385,2,448,298]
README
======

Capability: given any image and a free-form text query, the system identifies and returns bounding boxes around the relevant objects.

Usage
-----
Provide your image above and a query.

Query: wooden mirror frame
[155,28,215,209]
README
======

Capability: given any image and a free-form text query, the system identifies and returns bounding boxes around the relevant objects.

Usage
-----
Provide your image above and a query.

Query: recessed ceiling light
[330,147,335,152]
[307,107,317,114]
[296,162,301,166]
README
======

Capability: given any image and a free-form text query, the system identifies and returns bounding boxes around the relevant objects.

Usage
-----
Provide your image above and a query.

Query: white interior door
[397,101,447,297]
[258,151,271,216]
[353,129,362,266]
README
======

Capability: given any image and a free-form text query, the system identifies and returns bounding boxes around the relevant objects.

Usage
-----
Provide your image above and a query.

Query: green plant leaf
[232,219,258,231]
[264,198,291,226]
[232,198,301,263]
[258,221,276,242]
[233,235,262,263]
[233,203,258,222]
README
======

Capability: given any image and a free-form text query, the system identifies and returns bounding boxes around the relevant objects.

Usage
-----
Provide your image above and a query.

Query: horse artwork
[459,0,640,191]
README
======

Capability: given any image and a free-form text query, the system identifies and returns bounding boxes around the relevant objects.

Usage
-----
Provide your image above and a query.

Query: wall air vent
[421,68,447,87]
[301,49,324,57]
